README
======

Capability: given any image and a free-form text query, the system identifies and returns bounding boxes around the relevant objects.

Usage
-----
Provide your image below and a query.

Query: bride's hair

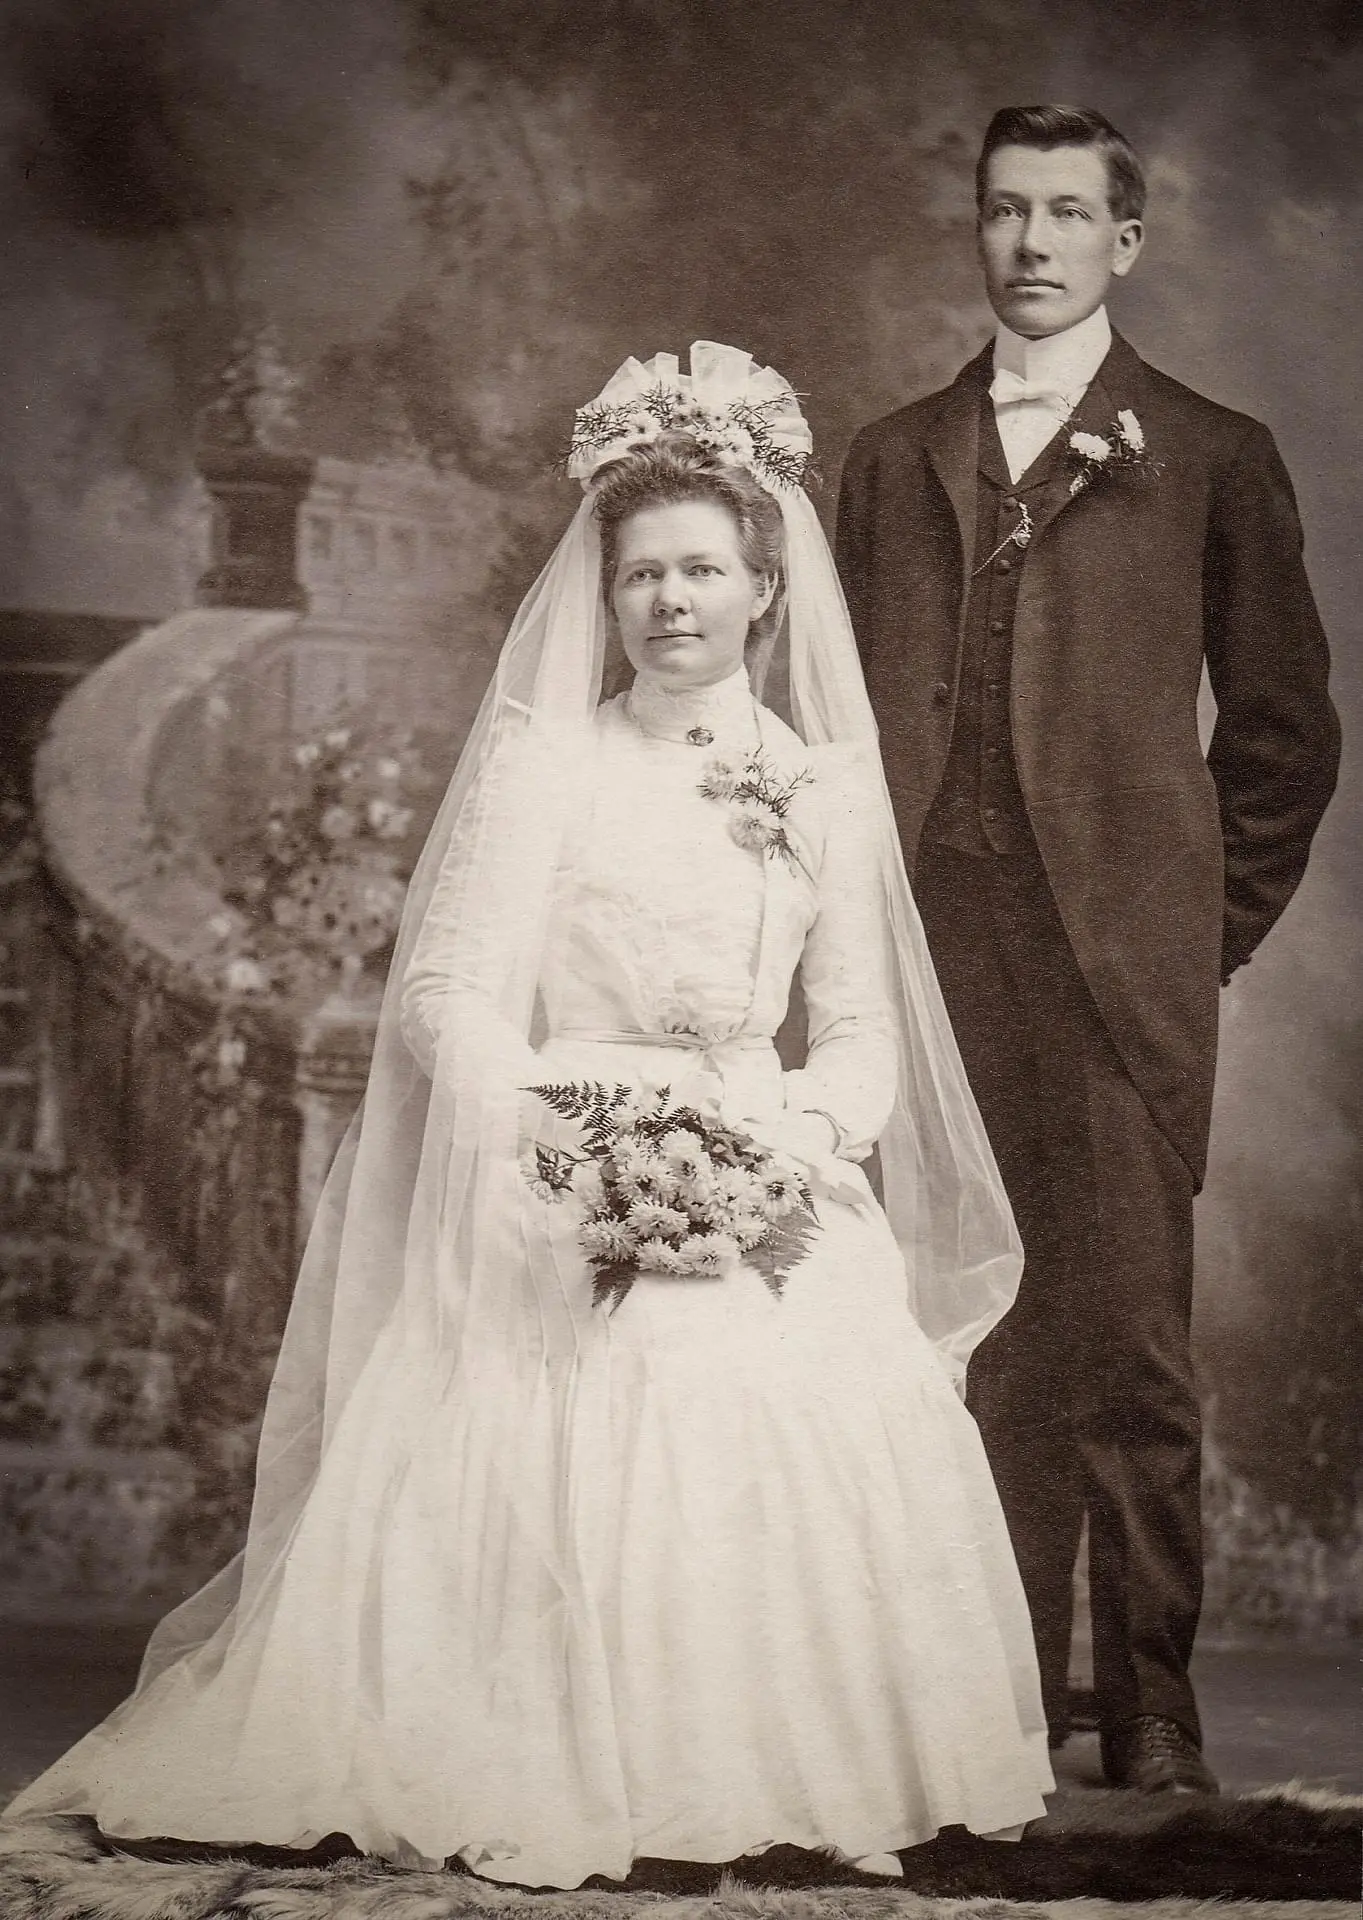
[591,431,788,678]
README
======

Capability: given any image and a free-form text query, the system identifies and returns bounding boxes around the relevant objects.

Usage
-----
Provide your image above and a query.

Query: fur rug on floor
[0,1785,1357,1919]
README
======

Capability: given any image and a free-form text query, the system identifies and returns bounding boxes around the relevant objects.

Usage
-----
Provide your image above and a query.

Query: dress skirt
[6,1037,1052,1887]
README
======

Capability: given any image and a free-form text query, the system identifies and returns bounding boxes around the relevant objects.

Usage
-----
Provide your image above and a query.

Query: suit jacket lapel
[925,344,991,605]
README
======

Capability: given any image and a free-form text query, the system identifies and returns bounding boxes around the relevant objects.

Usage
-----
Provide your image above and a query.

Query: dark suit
[836,331,1339,1738]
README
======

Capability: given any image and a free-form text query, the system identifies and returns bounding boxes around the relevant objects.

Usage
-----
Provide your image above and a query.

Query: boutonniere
[1067,409,1159,496]
[698,751,814,876]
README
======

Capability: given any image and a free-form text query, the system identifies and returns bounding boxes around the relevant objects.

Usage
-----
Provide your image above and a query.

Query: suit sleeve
[834,429,877,669]
[1203,420,1340,978]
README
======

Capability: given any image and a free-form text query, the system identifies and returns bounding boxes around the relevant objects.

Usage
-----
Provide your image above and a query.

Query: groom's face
[978,142,1144,338]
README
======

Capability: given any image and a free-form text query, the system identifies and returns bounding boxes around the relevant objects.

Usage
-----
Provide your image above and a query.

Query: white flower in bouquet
[375,756,403,781]
[682,1232,742,1274]
[715,1164,765,1204]
[294,741,321,769]
[659,1128,705,1173]
[626,1197,690,1240]
[324,727,353,752]
[636,1236,687,1275]
[1069,430,1112,463]
[758,1163,807,1219]
[613,1136,666,1192]
[580,1217,637,1262]
[609,1092,648,1131]
[679,1162,718,1207]
[519,1155,561,1205]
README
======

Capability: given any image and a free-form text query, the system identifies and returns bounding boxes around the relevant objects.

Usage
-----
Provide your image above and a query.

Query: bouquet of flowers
[522,1081,820,1311]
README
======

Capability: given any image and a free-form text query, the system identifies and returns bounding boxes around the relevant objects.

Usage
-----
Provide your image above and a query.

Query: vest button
[986,745,1000,761]
[983,806,999,821]
[985,681,1001,696]
[989,617,1006,635]
[1003,495,1020,511]
[996,557,1013,575]
[931,681,950,706]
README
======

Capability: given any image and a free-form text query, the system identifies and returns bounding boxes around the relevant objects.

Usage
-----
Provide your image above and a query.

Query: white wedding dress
[8,671,1052,1886]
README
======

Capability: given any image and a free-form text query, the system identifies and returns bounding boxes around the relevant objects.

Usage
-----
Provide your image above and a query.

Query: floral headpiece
[566,341,813,495]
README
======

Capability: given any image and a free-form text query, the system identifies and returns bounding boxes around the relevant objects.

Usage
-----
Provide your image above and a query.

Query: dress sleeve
[398,845,544,1095]
[781,747,899,1159]
[398,736,552,1100]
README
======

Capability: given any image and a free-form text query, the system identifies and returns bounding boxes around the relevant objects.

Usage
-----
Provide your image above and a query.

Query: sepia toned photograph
[0,2,1357,1914]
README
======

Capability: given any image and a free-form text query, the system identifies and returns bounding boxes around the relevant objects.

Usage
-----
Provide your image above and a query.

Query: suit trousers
[914,838,1203,1742]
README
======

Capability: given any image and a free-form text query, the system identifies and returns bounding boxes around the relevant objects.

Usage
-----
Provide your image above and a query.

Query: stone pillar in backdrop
[195,313,315,613]
[195,446,316,612]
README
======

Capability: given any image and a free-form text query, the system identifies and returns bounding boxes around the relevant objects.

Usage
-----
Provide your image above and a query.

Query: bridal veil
[122,343,1024,1720]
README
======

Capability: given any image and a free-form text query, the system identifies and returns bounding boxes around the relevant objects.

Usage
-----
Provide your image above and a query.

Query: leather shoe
[847,1853,903,1879]
[1102,1714,1219,1794]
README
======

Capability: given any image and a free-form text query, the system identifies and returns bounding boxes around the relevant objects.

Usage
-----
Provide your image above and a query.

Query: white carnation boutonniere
[1067,409,1159,496]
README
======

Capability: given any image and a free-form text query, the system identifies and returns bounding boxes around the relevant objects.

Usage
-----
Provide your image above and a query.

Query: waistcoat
[922,395,1067,856]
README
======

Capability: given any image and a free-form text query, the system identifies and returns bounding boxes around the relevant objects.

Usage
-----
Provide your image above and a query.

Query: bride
[6,343,1052,1887]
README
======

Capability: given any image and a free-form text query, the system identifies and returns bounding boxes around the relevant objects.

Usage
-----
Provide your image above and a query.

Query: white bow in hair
[567,341,813,493]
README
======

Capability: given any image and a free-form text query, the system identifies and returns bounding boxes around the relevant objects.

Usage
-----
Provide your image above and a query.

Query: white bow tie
[989,367,1075,408]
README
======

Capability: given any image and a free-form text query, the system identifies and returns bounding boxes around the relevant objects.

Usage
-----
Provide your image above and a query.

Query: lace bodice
[545,699,777,1046]
[401,674,899,1159]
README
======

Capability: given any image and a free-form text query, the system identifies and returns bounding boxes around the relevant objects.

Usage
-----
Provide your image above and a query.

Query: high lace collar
[625,666,761,749]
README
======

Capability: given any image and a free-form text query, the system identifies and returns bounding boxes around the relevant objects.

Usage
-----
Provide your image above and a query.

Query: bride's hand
[735,1109,868,1208]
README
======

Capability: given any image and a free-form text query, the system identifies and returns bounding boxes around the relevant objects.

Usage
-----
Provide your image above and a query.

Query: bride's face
[611,499,774,689]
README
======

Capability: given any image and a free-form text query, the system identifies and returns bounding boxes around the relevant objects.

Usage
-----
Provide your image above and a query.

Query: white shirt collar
[992,305,1112,399]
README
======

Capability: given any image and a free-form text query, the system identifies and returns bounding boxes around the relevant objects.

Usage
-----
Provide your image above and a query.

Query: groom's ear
[1111,218,1144,279]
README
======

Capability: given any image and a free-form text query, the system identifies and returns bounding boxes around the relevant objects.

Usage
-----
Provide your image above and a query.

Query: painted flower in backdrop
[203,713,436,999]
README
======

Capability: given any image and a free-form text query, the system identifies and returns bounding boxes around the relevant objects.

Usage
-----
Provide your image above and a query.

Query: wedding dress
[9,666,1051,1885]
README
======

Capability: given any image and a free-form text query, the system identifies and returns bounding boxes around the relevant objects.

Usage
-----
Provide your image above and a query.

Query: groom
[836,105,1339,1792]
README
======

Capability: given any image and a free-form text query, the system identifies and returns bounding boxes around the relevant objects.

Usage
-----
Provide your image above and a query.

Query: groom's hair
[976,105,1146,221]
